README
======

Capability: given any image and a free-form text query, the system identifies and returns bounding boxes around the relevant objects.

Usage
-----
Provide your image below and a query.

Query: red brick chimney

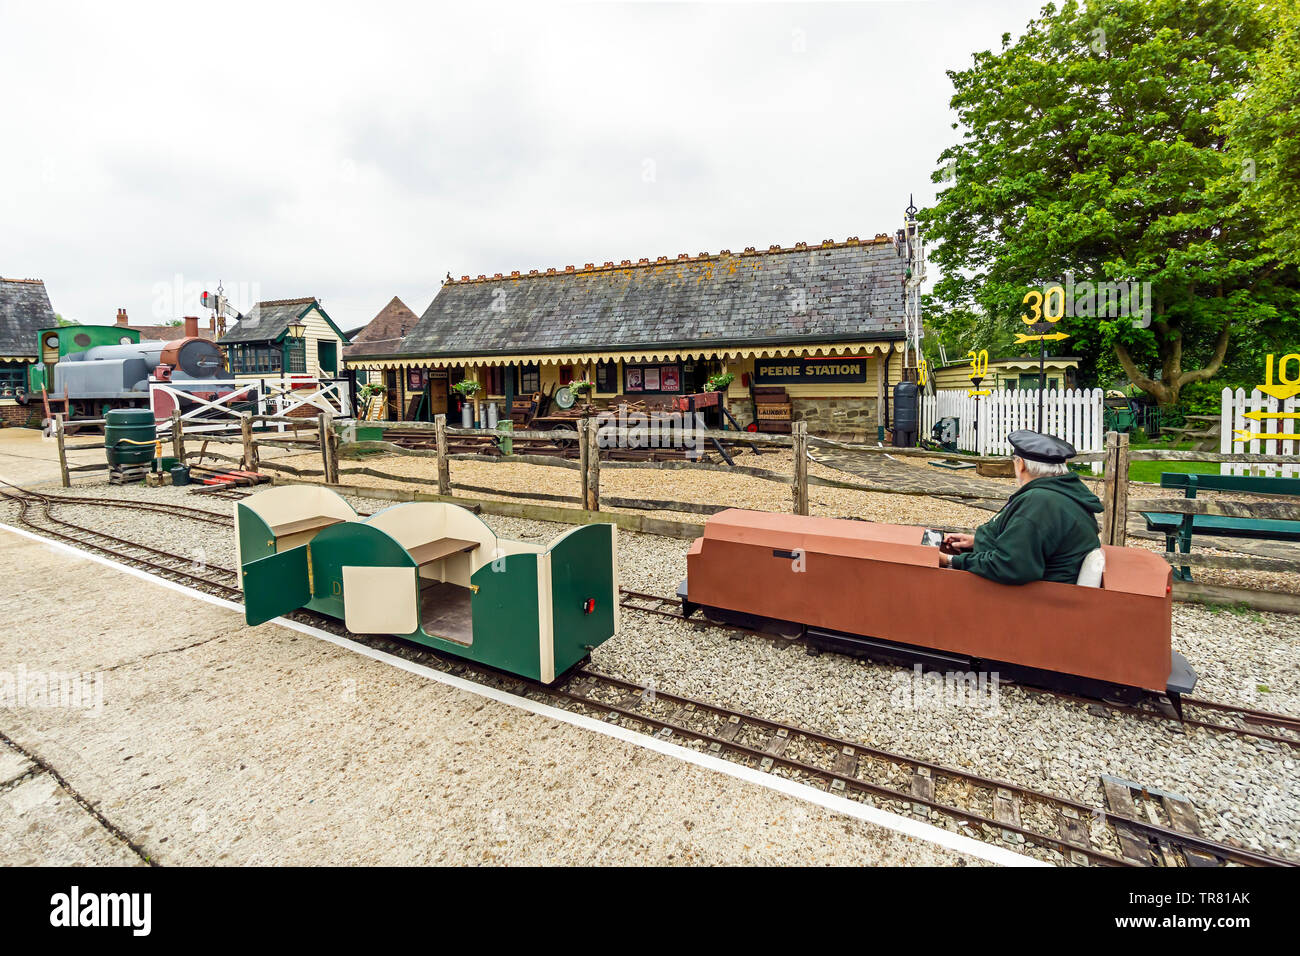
[183,316,199,338]
[115,308,128,327]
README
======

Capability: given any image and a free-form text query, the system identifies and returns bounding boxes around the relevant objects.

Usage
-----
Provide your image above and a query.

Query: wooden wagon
[236,486,619,682]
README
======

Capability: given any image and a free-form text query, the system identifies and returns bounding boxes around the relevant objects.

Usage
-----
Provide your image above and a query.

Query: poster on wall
[626,368,643,391]
[644,367,661,391]
[407,369,426,390]
[660,366,679,391]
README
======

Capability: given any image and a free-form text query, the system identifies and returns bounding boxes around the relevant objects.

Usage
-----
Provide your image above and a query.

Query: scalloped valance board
[346,341,897,372]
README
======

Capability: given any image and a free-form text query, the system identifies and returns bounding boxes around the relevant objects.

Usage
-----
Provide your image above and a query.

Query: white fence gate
[149,376,352,435]
[1219,387,1300,477]
[921,387,1104,469]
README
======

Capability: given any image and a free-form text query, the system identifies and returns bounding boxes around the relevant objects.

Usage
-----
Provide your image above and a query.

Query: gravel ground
[4,479,1297,860]
[268,447,998,530]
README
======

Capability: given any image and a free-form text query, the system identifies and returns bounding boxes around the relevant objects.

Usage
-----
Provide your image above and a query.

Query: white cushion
[1076,548,1105,588]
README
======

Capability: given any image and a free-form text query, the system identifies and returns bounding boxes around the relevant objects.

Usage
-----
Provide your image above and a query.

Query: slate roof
[0,277,56,358]
[356,237,907,361]
[218,297,319,344]
[343,296,418,359]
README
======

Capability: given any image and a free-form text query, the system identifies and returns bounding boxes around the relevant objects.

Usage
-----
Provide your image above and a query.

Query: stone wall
[723,396,880,440]
[794,397,879,439]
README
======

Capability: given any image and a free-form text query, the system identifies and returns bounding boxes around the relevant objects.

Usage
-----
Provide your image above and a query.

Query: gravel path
[4,481,1297,860]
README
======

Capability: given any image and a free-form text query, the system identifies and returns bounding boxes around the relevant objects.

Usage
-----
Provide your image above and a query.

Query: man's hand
[941,533,975,554]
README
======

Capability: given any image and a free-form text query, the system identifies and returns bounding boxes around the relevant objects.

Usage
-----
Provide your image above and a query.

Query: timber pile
[188,464,271,487]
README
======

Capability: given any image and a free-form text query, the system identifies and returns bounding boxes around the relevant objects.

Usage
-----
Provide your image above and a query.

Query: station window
[518,363,540,394]
[284,339,306,374]
[233,345,281,375]
[0,364,27,393]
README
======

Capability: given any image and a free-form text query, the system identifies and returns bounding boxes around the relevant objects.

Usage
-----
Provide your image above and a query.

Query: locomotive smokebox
[161,338,224,379]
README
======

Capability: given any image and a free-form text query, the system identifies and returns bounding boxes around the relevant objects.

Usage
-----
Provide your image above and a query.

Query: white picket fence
[1219,387,1300,477]
[921,387,1104,470]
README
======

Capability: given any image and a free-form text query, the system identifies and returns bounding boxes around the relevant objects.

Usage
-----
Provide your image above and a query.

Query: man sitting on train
[938,430,1103,585]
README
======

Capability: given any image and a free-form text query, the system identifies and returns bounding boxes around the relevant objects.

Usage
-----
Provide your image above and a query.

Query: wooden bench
[268,515,346,538]
[1140,473,1300,580]
[407,537,479,567]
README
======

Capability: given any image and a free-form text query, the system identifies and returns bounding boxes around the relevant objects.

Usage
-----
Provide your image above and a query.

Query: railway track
[3,486,1294,750]
[545,666,1293,868]
[0,486,243,601]
[1,484,1296,865]
[619,589,1300,752]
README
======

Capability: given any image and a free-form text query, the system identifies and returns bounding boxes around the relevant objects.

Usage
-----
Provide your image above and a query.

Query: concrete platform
[0,526,1023,866]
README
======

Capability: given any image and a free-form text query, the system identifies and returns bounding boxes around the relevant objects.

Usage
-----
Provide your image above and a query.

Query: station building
[219,297,349,380]
[0,276,57,424]
[344,236,910,438]
[929,354,1081,392]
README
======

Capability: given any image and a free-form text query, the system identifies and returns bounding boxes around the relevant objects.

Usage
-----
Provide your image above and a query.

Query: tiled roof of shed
[218,297,318,344]
[358,236,906,361]
[0,277,56,357]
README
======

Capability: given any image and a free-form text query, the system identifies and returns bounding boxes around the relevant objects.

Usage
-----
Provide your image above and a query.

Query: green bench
[1141,472,1300,580]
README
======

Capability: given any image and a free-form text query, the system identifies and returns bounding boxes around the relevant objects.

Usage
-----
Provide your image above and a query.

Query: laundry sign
[753,356,867,384]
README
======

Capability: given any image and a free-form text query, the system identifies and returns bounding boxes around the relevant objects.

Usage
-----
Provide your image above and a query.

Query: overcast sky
[1,0,1048,332]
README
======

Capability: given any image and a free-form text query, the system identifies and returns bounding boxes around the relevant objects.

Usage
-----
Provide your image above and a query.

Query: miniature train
[236,486,619,683]
[28,322,230,419]
[679,509,1197,703]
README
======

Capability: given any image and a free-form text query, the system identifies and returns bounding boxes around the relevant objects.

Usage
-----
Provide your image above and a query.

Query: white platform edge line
[0,522,1048,868]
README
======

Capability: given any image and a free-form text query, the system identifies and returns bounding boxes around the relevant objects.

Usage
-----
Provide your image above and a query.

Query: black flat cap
[1008,429,1076,463]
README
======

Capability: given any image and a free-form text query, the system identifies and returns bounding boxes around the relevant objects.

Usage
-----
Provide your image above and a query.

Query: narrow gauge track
[0,494,1292,867]
[547,667,1294,868]
[3,484,1293,748]
[2,485,1293,749]
[620,589,1300,751]
[0,487,243,601]
[0,480,232,527]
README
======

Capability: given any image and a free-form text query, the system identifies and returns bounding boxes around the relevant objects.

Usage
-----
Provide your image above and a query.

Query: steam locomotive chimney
[183,315,199,338]
[115,308,128,327]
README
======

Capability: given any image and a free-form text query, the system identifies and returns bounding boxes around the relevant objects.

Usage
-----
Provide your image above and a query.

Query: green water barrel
[104,409,158,467]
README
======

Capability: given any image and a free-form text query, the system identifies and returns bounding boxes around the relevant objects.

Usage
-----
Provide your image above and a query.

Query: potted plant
[706,372,735,393]
[569,379,594,398]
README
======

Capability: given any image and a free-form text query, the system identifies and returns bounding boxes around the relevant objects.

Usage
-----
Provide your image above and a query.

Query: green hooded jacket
[949,473,1103,585]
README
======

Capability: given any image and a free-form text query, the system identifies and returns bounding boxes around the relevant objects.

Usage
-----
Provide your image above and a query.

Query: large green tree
[923,0,1298,405]
[1223,0,1300,268]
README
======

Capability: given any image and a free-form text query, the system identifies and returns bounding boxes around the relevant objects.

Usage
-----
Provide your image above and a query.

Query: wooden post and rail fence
[49,408,1300,612]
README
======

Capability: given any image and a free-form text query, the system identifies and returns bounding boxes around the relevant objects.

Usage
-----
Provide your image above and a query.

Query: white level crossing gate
[921,388,1104,469]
